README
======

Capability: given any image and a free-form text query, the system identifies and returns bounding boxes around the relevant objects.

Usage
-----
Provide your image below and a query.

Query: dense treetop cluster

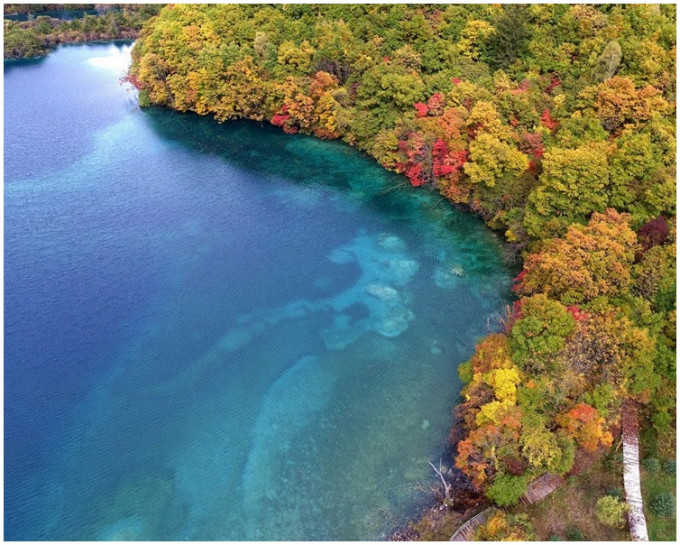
[133,4,675,506]
[3,4,95,15]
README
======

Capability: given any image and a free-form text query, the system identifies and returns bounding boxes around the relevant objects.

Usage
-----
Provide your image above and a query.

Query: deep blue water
[5,43,513,540]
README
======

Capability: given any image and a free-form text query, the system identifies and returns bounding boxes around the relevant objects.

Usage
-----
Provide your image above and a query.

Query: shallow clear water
[5,43,513,540]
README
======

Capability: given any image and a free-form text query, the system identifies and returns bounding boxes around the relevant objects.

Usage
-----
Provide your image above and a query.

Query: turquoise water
[5,43,513,540]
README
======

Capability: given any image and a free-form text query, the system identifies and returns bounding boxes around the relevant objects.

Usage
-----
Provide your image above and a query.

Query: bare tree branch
[428,458,452,500]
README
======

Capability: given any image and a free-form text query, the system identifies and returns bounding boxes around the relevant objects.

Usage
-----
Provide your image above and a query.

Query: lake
[4,43,513,540]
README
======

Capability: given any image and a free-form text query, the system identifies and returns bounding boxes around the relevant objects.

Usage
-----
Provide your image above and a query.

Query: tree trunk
[428,458,452,500]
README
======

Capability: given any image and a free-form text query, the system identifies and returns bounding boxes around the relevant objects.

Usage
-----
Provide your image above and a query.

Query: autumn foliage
[556,403,613,452]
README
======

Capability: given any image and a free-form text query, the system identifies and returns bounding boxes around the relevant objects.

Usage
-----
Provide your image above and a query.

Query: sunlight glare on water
[85,43,133,74]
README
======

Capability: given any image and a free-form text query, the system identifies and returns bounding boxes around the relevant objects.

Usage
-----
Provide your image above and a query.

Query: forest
[3,4,161,58]
[10,3,673,540]
[3,4,96,14]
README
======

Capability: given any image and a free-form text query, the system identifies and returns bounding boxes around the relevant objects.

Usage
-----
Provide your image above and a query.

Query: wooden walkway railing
[450,507,496,541]
[450,472,564,540]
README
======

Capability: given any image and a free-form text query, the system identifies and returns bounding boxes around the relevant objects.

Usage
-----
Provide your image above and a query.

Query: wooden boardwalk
[450,404,649,542]
[622,401,649,541]
[450,473,564,540]
[520,473,565,505]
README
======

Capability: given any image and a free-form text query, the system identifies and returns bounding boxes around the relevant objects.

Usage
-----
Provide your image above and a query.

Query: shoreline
[4,5,160,59]
[4,28,141,59]
[4,38,503,539]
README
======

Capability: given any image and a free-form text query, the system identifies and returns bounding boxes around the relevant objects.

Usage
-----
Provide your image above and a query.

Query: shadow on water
[3,55,48,74]
[59,39,135,50]
[141,107,369,189]
[141,107,506,238]
[141,107,513,276]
